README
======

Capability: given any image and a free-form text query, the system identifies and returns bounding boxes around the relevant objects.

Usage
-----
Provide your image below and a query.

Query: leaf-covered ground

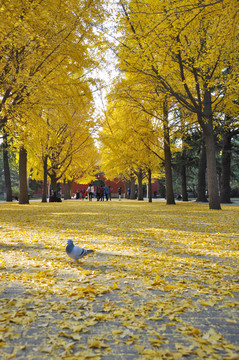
[0,200,238,360]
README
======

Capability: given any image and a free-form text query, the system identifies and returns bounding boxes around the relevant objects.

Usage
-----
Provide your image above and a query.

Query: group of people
[49,191,62,202]
[75,189,87,200]
[75,184,113,201]
[95,184,111,201]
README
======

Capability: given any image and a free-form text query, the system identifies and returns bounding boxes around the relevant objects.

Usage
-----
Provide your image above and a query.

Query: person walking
[96,186,100,201]
[118,187,122,201]
[128,188,131,199]
[100,185,104,201]
[108,186,112,201]
[104,184,109,201]
[76,190,80,199]
[87,184,94,201]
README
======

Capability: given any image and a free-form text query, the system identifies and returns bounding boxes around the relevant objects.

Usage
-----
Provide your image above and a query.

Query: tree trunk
[148,168,152,202]
[67,180,72,199]
[50,171,57,193]
[63,179,68,200]
[163,99,175,205]
[122,181,126,198]
[130,175,136,199]
[203,89,221,209]
[2,132,12,202]
[196,142,207,202]
[204,129,221,209]
[42,156,48,202]
[181,149,188,201]
[220,131,231,203]
[136,168,144,200]
[19,147,29,204]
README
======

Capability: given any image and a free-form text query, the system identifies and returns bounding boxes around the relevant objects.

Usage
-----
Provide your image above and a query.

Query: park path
[0,200,238,359]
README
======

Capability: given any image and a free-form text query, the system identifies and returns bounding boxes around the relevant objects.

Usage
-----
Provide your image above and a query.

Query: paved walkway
[0,200,238,359]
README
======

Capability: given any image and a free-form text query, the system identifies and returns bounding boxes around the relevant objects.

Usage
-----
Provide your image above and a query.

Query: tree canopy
[0,0,238,206]
[0,0,106,201]
[98,0,239,209]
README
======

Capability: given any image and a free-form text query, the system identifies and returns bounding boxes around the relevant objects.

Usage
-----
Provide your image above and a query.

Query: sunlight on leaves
[0,201,238,359]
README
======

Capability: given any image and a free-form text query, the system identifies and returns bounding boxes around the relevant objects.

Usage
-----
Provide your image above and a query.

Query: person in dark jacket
[118,187,122,201]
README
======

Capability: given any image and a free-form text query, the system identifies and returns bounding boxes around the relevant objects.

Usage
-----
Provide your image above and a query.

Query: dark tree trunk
[19,147,29,204]
[204,128,221,209]
[136,168,144,200]
[163,99,175,205]
[64,179,68,200]
[50,171,57,193]
[202,89,221,209]
[148,168,152,202]
[181,149,188,201]
[2,132,12,202]
[42,156,48,202]
[67,180,72,199]
[123,181,128,199]
[196,142,207,202]
[220,132,232,203]
[130,175,136,199]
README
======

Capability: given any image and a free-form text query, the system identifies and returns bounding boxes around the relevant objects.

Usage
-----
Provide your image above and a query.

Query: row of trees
[1,1,238,209]
[98,0,239,209]
[0,0,106,203]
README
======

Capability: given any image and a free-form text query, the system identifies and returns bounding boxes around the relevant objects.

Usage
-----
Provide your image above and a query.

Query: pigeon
[66,239,94,262]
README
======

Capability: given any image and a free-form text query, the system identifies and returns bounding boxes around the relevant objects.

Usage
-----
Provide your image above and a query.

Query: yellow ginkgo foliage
[113,0,239,209]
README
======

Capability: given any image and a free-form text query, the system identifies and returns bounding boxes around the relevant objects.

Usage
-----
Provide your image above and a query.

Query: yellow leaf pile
[0,200,238,359]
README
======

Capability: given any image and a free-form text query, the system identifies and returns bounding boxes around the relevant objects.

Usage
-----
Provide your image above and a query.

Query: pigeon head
[66,239,74,255]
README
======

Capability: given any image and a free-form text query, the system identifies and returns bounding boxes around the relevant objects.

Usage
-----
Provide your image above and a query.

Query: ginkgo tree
[0,0,105,203]
[99,94,165,200]
[101,72,184,204]
[112,0,239,209]
[216,80,239,203]
[23,90,99,202]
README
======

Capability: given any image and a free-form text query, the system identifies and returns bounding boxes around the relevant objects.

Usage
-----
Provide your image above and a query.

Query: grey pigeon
[66,239,94,262]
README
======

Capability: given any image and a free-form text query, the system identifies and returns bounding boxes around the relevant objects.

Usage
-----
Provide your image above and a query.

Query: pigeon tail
[85,249,94,255]
[80,249,94,257]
